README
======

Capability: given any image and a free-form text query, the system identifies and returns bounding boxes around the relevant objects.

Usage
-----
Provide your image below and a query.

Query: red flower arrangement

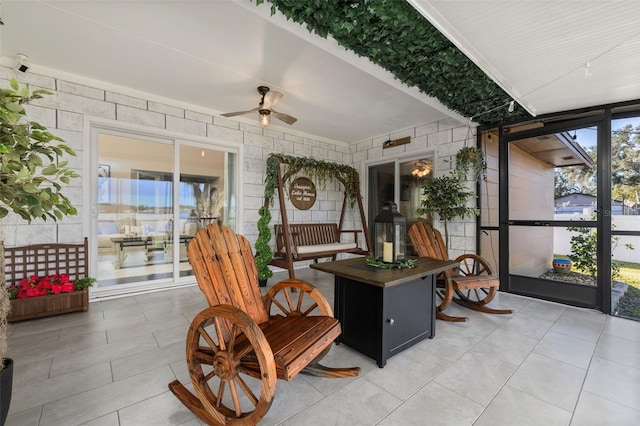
[8,274,95,300]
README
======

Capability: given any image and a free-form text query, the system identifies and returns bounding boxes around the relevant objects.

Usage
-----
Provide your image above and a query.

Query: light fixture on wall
[201,149,205,158]
[258,109,271,127]
[14,53,29,73]
[411,160,431,178]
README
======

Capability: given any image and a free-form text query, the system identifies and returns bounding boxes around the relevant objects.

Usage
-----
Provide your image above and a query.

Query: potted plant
[455,146,487,181]
[255,206,273,287]
[416,175,479,251]
[0,77,78,424]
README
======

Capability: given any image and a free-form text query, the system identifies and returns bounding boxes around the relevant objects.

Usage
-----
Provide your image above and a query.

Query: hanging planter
[455,125,487,182]
[455,146,487,181]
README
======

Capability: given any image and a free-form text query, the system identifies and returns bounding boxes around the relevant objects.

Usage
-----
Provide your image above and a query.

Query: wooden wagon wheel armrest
[453,253,495,275]
[263,278,334,317]
[453,253,484,261]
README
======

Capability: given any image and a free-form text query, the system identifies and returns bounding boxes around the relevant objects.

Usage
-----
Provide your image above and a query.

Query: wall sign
[289,177,317,210]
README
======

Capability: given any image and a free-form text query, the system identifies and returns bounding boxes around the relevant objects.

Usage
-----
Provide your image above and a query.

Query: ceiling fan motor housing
[221,85,296,125]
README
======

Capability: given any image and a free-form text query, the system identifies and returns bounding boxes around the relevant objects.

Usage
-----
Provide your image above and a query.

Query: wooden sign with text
[289,177,317,210]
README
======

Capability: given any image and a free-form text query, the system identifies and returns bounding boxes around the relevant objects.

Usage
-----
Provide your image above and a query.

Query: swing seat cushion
[297,242,357,255]
[274,223,366,261]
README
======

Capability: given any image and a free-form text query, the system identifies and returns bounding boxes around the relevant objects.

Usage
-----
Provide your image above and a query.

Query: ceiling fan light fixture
[411,160,431,178]
[259,109,271,127]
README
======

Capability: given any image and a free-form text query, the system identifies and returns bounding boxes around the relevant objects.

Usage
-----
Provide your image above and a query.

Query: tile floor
[5,267,640,425]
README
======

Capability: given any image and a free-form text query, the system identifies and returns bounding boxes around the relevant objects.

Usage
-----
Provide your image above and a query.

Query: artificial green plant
[455,146,487,182]
[264,153,359,206]
[416,175,479,251]
[0,78,79,370]
[256,0,530,125]
[255,206,273,282]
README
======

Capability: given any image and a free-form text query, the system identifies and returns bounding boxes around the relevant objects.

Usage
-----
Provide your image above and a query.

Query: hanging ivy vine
[264,153,359,206]
[455,146,487,181]
[254,0,530,126]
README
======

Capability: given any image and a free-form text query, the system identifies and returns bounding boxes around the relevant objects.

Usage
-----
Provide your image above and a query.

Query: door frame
[495,114,611,312]
[85,117,242,298]
[363,150,436,222]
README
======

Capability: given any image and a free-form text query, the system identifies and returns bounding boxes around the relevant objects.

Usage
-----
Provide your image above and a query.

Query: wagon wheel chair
[408,221,513,322]
[169,224,359,425]
[437,253,508,321]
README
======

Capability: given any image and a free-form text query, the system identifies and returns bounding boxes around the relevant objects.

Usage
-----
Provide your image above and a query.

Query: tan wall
[481,132,555,277]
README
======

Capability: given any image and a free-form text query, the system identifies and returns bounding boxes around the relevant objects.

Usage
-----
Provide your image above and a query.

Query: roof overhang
[511,132,594,168]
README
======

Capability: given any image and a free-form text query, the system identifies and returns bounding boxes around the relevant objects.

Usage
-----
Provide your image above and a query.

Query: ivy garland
[366,256,416,270]
[264,153,359,206]
[255,0,530,126]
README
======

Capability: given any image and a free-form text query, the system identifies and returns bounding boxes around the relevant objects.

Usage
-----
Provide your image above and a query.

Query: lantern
[374,202,406,263]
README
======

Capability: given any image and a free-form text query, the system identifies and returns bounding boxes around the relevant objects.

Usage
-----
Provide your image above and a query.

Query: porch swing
[263,154,371,279]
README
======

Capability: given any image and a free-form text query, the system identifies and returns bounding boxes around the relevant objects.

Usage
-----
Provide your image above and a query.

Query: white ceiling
[410,0,640,118]
[1,1,638,146]
[0,0,460,145]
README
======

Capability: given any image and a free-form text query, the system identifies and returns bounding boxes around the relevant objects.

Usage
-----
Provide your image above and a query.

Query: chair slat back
[408,222,449,261]
[187,223,270,328]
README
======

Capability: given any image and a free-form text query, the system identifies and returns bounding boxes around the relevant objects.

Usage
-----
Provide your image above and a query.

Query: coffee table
[310,256,456,367]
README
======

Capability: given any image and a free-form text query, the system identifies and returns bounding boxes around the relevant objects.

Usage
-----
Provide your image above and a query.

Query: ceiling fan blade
[221,107,259,118]
[271,109,298,125]
[262,91,283,109]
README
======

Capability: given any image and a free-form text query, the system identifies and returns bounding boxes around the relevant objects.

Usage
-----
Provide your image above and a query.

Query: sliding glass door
[367,155,434,254]
[94,130,237,294]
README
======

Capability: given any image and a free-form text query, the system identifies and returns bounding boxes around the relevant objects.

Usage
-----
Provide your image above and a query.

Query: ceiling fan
[221,86,297,127]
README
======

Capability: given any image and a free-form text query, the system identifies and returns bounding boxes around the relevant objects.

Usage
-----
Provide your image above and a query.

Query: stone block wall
[0,65,477,265]
[351,119,477,260]
[0,67,352,251]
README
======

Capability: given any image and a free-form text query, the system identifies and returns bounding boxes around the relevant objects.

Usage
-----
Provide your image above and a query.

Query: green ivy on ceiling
[255,0,530,126]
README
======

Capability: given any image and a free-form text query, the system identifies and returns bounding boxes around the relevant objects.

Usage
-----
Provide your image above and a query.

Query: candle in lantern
[383,242,393,263]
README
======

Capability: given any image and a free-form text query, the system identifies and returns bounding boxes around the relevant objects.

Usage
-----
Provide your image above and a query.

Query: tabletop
[310,256,456,288]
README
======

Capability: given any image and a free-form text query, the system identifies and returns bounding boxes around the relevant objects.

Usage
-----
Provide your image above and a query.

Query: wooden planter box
[4,239,90,323]
[8,289,89,322]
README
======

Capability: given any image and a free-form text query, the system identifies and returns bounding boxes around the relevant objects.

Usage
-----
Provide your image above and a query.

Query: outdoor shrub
[567,223,634,279]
